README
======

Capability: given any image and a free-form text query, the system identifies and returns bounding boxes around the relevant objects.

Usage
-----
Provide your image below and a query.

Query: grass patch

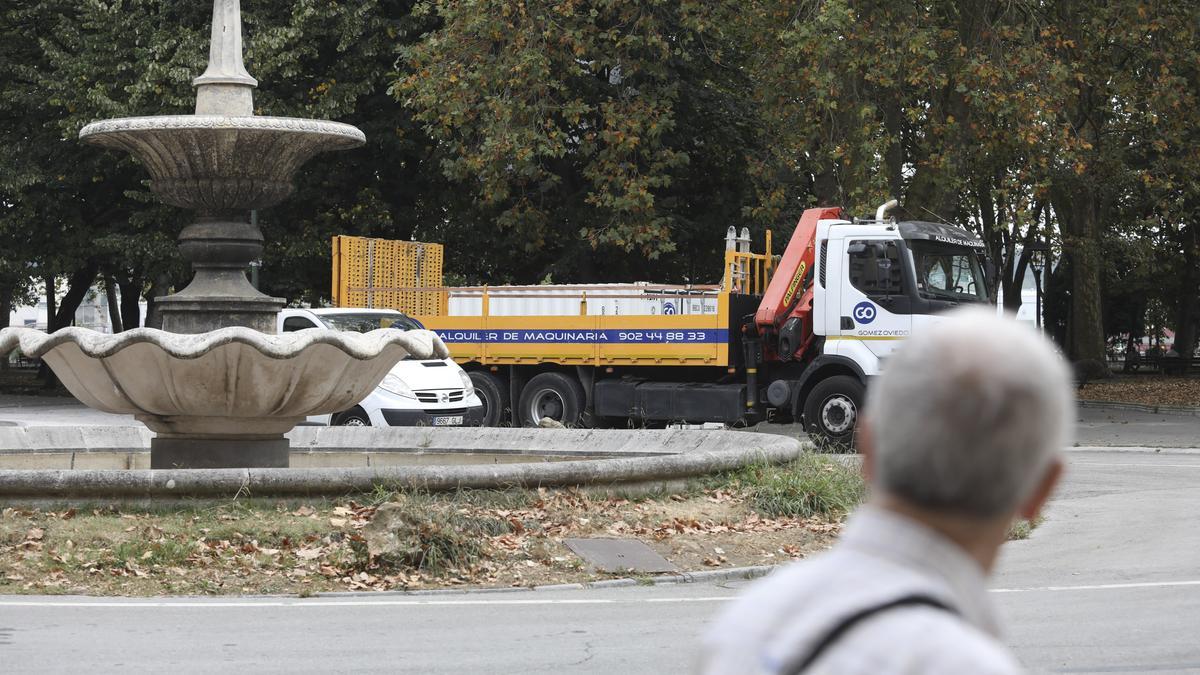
[365,494,513,575]
[1008,516,1045,540]
[722,454,866,519]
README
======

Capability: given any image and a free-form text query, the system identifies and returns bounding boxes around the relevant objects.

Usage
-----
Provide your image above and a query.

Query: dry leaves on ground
[0,487,843,596]
[1077,376,1200,407]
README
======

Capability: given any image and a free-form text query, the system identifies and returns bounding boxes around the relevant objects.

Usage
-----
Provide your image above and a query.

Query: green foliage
[1,0,1196,353]
[396,0,762,282]
[726,455,866,519]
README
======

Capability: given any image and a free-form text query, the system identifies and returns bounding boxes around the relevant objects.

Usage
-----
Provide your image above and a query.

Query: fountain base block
[150,436,290,469]
[157,295,285,334]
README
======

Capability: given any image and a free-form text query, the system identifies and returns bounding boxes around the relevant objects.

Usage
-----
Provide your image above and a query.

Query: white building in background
[8,284,146,333]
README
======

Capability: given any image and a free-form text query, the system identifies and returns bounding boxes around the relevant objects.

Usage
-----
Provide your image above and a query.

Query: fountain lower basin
[0,326,446,469]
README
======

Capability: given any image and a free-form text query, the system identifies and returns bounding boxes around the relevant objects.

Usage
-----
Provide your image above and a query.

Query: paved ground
[1,394,1198,447]
[994,449,1200,673]
[747,406,1200,448]
[2,449,1197,673]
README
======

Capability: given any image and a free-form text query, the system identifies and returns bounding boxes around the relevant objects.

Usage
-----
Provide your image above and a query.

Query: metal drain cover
[564,537,678,573]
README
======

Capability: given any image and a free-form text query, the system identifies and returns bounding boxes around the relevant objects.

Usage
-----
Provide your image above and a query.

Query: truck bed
[415,284,735,367]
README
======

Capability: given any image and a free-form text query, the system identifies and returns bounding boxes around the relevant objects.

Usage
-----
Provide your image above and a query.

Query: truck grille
[415,389,466,404]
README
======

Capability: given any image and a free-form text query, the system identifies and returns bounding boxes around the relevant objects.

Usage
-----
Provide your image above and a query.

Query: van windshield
[909,243,989,302]
[321,313,422,332]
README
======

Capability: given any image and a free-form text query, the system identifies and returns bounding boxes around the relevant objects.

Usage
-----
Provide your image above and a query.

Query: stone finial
[193,0,257,116]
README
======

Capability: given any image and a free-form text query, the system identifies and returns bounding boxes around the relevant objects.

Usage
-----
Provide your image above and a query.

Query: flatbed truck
[344,201,991,444]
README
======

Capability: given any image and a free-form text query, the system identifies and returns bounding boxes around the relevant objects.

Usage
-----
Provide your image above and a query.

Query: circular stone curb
[296,565,778,599]
[1079,399,1200,417]
[0,437,803,500]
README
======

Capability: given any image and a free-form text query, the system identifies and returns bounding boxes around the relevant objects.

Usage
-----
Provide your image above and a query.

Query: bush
[363,497,511,574]
[732,455,866,519]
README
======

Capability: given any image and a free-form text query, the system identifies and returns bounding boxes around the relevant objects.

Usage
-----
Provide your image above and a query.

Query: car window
[847,239,904,298]
[319,313,422,332]
[909,242,988,301]
[282,316,319,332]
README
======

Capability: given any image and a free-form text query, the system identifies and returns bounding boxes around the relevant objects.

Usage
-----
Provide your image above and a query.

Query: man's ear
[858,417,875,483]
[1018,458,1063,521]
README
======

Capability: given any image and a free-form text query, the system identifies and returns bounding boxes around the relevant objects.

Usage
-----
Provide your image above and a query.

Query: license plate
[433,415,464,426]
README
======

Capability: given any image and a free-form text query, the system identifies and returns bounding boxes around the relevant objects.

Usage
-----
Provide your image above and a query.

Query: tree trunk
[1054,187,1107,364]
[40,262,98,390]
[117,276,142,331]
[1171,224,1199,360]
[103,275,123,333]
[143,274,170,330]
[0,293,10,372]
[43,273,56,332]
[49,262,99,332]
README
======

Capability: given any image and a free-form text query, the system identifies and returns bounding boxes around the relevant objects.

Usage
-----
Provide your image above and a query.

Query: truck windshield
[321,313,422,332]
[909,243,988,302]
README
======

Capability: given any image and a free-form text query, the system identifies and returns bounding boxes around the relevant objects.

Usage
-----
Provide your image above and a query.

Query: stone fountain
[0,0,445,469]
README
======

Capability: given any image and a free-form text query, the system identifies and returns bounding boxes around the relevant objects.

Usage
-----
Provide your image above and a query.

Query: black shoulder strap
[779,594,958,675]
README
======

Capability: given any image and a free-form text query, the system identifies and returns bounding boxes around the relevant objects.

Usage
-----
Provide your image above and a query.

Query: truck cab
[772,207,990,446]
[278,308,485,427]
[815,218,989,375]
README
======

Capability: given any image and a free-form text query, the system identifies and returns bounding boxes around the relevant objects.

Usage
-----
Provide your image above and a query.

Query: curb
[1079,399,1200,417]
[1068,445,1200,455]
[0,437,803,500]
[306,565,777,599]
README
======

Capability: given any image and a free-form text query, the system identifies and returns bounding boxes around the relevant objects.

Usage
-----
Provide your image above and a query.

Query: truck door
[840,238,912,358]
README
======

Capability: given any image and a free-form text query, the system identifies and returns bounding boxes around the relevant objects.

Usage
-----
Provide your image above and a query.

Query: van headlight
[458,368,474,396]
[380,373,416,399]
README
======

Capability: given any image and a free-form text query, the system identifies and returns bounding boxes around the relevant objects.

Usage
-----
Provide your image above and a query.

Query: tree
[396,0,767,284]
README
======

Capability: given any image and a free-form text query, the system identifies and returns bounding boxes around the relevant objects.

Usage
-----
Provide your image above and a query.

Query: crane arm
[754,206,842,337]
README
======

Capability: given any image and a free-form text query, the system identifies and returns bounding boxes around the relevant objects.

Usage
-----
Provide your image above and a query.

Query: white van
[278,308,485,427]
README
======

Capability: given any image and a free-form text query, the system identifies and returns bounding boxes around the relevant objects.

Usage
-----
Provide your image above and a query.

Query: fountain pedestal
[158,214,284,334]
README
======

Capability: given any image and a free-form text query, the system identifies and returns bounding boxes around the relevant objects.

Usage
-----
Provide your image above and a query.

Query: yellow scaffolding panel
[331,236,444,315]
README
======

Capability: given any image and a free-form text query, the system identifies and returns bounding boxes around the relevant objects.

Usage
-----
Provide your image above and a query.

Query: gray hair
[865,308,1075,518]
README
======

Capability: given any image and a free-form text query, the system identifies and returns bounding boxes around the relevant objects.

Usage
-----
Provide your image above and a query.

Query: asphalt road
[1,394,1198,448]
[2,449,1198,673]
[748,406,1200,448]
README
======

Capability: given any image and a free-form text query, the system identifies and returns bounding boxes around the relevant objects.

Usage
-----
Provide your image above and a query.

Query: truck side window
[847,239,903,298]
[282,316,319,332]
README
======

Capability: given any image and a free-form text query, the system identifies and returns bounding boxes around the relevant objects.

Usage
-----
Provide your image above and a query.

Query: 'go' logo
[852,301,877,324]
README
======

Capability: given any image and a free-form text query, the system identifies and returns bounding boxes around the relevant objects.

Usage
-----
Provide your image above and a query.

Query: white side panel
[829,339,882,377]
[445,284,719,317]
[820,239,845,337]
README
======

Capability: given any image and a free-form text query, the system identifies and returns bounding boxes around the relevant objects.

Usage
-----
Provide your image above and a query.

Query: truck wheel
[803,375,864,451]
[469,370,509,427]
[519,372,585,428]
[333,407,371,427]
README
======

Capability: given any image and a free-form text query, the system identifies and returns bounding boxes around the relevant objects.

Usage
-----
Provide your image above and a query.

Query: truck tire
[519,372,586,428]
[332,406,371,427]
[802,375,863,451]
[470,370,510,427]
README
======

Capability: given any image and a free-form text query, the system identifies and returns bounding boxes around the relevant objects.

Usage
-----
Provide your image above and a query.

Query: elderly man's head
[864,309,1074,519]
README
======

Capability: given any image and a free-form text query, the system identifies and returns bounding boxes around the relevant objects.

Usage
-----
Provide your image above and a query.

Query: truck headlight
[379,373,416,399]
[458,368,475,396]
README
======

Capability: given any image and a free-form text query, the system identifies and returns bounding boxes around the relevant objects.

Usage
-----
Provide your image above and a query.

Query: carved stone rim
[79,115,366,146]
[0,326,445,362]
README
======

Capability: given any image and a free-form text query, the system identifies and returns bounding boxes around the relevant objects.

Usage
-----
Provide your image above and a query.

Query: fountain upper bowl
[79,115,365,210]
